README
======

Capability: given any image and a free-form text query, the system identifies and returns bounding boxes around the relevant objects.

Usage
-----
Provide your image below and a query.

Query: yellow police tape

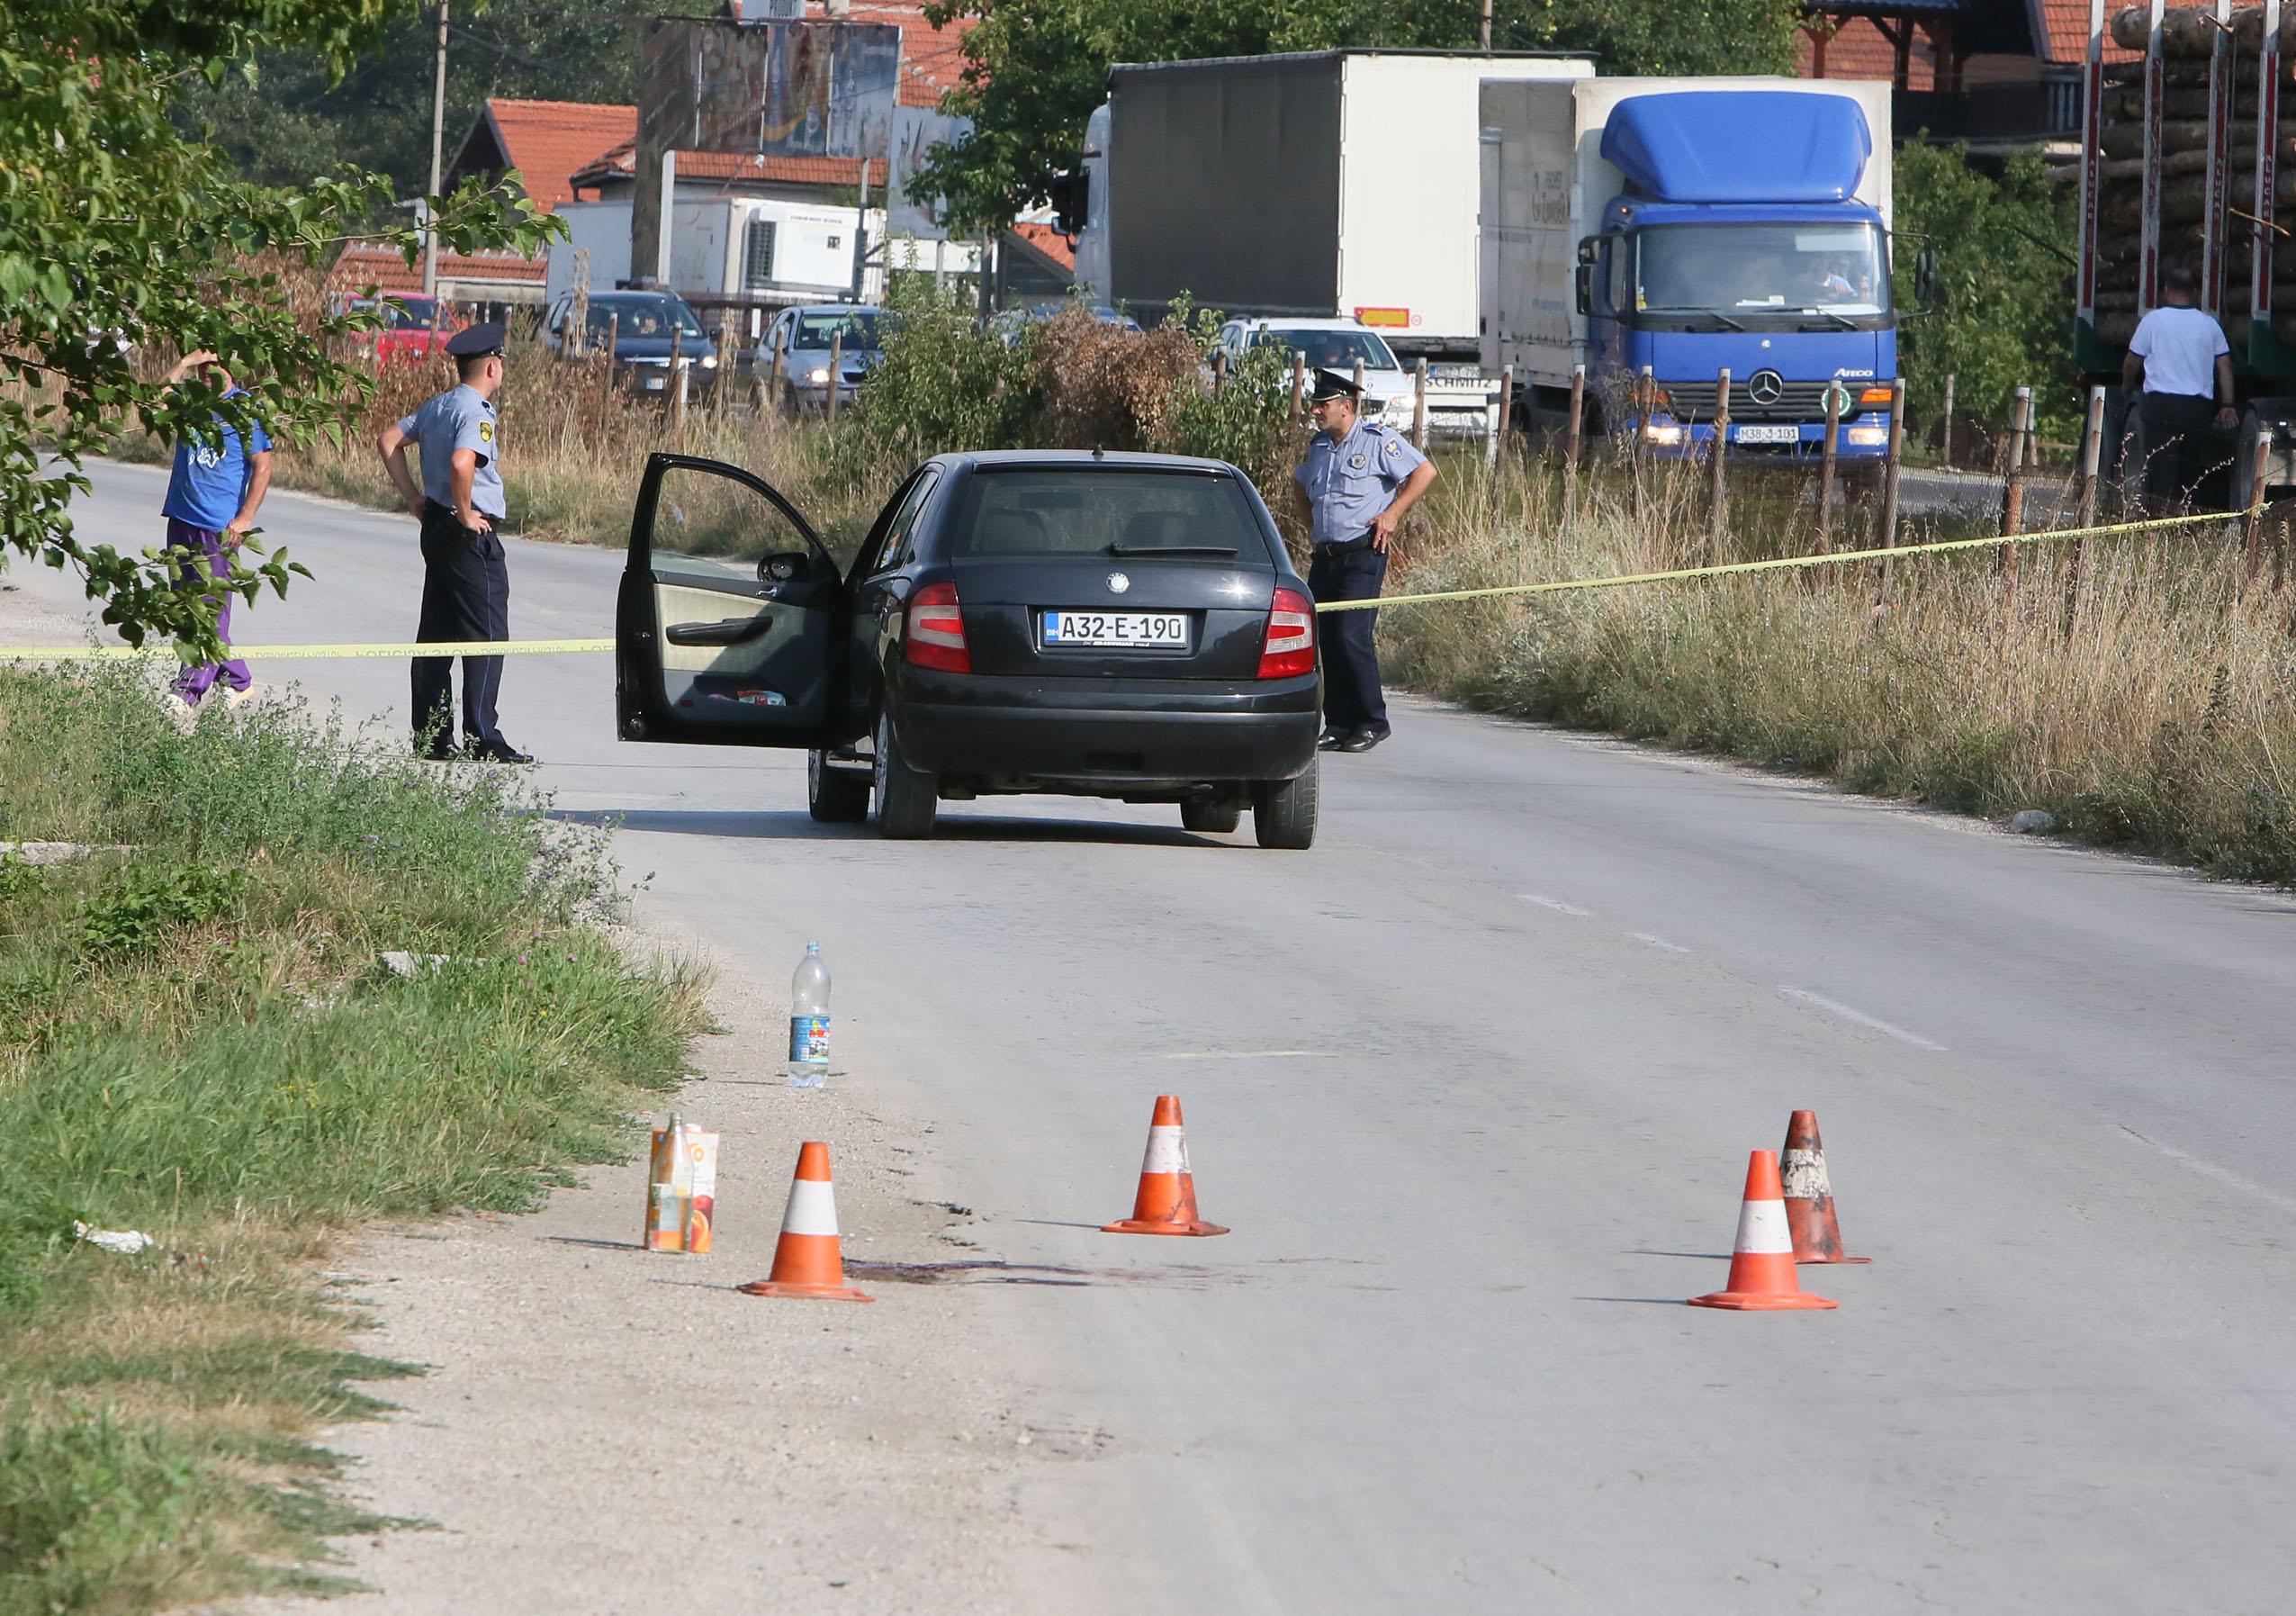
[1312,507,2238,612]
[0,638,615,663]
[0,508,2246,656]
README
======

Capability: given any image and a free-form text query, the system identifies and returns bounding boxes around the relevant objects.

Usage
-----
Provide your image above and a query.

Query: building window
[743,219,778,290]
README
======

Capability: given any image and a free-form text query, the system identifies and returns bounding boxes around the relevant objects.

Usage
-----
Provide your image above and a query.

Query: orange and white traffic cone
[1103,1095,1228,1237]
[1688,1149,1837,1311]
[737,1142,873,1303]
[1780,1109,1869,1265]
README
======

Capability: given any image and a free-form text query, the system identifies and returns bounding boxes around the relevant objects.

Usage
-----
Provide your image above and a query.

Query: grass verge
[1383,451,2296,884]
[0,665,703,1613]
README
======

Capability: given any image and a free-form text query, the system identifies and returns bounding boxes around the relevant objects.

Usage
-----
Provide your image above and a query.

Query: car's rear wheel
[872,710,938,839]
[1253,757,1318,850]
[1181,799,1243,835]
[808,748,869,823]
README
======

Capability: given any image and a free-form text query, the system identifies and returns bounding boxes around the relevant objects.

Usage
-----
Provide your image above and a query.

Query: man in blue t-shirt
[158,350,274,720]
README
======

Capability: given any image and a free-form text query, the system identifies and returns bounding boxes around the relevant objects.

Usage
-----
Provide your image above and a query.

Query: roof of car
[788,303,885,317]
[1236,317,1383,332]
[940,450,1239,474]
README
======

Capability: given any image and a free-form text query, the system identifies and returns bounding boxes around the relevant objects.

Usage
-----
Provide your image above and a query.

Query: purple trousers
[165,517,252,702]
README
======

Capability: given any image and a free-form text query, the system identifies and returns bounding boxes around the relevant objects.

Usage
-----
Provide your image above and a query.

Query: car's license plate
[1734,423,1799,445]
[1041,610,1188,648]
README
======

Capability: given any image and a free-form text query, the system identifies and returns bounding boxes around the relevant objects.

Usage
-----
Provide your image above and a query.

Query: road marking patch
[1778,987,1947,1052]
[2119,1125,2296,1215]
[1629,932,1690,953]
[1520,894,1593,916]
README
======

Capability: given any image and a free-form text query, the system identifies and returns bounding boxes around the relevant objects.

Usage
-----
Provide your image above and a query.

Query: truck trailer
[1071,50,1594,363]
[1478,77,1898,464]
[2075,0,2296,501]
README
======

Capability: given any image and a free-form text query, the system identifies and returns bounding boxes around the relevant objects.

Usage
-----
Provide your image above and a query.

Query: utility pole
[423,0,449,299]
[850,160,871,303]
[1479,0,1492,50]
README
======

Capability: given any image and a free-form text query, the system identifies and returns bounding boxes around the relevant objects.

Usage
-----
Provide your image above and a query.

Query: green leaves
[1,3,565,651]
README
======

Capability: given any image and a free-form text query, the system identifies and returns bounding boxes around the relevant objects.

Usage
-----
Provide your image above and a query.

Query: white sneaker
[222,682,257,710]
[159,691,196,735]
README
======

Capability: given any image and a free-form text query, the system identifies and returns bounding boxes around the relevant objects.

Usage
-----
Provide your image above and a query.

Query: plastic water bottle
[787,942,831,1088]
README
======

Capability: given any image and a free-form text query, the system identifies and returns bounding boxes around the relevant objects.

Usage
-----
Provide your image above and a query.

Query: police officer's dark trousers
[1308,539,1388,733]
[413,501,509,752]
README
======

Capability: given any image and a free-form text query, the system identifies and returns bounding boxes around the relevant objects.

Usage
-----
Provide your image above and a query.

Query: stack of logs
[2093,4,2296,346]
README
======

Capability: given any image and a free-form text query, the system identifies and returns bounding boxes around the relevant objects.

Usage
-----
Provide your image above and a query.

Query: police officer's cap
[1309,367,1363,402]
[446,321,507,359]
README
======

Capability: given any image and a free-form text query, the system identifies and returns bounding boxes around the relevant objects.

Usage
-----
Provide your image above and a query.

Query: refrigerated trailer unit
[1479,77,1898,464]
[1075,50,1595,362]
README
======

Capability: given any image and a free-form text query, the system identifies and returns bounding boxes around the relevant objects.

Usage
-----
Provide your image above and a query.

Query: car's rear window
[950,470,1273,562]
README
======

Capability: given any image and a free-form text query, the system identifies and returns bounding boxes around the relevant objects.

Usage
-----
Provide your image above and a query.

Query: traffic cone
[1103,1095,1229,1237]
[737,1142,873,1302]
[1688,1149,1837,1311]
[1779,1109,1869,1264]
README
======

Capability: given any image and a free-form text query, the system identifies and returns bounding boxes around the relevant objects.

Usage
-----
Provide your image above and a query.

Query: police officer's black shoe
[1338,722,1391,754]
[467,739,536,765]
[1317,727,1348,751]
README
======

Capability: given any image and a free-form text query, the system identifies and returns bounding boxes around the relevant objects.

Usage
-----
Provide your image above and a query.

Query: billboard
[640,17,899,162]
[887,107,972,239]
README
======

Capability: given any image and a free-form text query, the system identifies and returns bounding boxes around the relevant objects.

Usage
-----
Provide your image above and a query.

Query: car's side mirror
[757,551,809,586]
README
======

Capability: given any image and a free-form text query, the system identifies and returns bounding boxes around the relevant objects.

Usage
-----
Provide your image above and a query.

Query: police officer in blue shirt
[377,321,531,763]
[1291,368,1436,752]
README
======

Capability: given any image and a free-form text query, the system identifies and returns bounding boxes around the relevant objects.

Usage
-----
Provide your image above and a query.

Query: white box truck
[1072,50,1594,361]
[545,195,888,305]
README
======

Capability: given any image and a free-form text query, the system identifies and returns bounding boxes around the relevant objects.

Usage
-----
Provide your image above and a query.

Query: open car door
[615,452,843,747]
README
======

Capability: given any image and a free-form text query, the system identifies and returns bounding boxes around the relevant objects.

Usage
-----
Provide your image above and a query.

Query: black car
[613,449,1323,846]
[543,290,722,402]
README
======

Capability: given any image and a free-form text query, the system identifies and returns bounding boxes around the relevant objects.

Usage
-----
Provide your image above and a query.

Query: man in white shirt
[2122,264,2238,510]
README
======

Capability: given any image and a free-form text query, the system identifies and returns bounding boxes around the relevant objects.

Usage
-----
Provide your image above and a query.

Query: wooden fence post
[1289,352,1306,422]
[1815,384,1841,555]
[1940,371,1956,468]
[826,330,842,429]
[1633,365,1652,522]
[2000,384,2030,609]
[1706,367,1732,565]
[1211,348,1228,399]
[768,336,785,416]
[2241,428,2272,597]
[2065,384,2105,635]
[1412,357,1429,450]
[1562,364,1583,528]
[670,322,687,449]
[601,312,620,428]
[1877,377,1905,608]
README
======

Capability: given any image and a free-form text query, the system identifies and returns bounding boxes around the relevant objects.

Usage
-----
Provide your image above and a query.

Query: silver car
[755,304,895,412]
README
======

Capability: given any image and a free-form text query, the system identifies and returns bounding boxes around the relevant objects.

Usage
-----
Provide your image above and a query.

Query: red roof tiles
[1010,221,1075,272]
[473,99,636,211]
[326,245,548,296]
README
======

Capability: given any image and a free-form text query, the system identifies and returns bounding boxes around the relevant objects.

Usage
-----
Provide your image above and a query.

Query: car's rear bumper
[893,668,1320,786]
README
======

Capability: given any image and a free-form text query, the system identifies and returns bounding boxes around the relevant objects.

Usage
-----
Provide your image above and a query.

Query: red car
[352,296,460,365]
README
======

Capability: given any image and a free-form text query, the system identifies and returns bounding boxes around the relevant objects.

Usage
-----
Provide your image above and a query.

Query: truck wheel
[808,749,869,823]
[1252,758,1318,850]
[871,710,937,840]
[1182,798,1243,835]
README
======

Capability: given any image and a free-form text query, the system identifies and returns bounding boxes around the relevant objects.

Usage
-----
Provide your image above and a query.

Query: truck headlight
[1846,426,1887,447]
[1643,423,1685,446]
[806,366,830,384]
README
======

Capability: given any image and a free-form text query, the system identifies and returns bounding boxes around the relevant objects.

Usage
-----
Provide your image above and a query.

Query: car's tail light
[1257,586,1316,680]
[905,581,971,673]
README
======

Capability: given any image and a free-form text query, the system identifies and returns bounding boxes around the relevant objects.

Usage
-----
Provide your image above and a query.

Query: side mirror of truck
[1914,248,1939,307]
[1575,264,1595,317]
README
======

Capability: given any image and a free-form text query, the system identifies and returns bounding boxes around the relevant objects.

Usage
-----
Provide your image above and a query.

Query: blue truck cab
[1573,92,1897,463]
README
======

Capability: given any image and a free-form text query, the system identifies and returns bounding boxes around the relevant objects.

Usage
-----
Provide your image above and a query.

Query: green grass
[0,665,703,1613]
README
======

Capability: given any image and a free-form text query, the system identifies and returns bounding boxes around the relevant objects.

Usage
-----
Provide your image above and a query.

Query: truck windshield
[1634,224,1889,320]
[1252,329,1400,370]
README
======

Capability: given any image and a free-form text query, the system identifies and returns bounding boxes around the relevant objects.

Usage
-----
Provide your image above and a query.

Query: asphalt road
[12,462,2296,1613]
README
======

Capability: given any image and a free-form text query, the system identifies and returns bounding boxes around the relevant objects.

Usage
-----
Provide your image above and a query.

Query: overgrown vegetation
[1382,450,2296,884]
[0,667,701,1611]
[1894,143,2081,442]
